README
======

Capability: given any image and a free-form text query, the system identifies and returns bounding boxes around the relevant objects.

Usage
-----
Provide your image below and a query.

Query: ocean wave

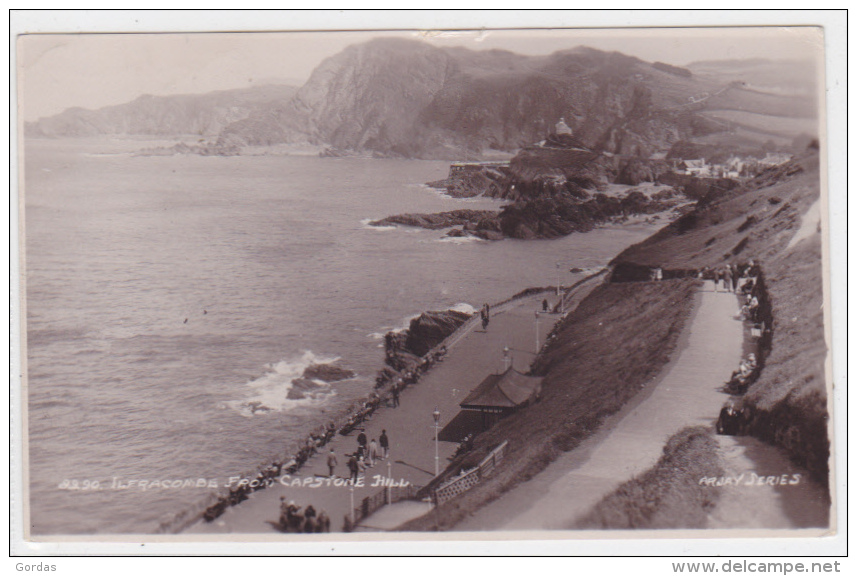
[449,302,477,315]
[438,234,483,244]
[226,351,346,417]
[360,218,397,231]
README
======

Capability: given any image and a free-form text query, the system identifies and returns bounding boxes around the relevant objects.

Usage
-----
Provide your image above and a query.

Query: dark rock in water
[445,168,502,198]
[405,310,472,357]
[569,267,584,274]
[370,209,498,230]
[426,179,449,189]
[446,228,468,237]
[384,309,472,367]
[302,363,355,382]
[471,229,505,241]
[287,377,326,400]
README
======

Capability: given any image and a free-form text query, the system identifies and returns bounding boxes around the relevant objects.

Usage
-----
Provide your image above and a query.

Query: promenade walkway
[458,280,746,530]
[186,280,602,534]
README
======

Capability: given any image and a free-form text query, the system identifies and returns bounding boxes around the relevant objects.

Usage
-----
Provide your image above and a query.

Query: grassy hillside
[613,150,829,484]
[575,426,724,529]
[400,278,698,531]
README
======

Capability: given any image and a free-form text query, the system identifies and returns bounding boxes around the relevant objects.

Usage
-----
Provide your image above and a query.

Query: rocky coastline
[370,189,687,241]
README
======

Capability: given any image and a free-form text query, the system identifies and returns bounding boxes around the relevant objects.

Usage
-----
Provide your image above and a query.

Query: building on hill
[540,117,590,151]
[554,117,573,136]
[684,158,710,177]
[759,152,792,167]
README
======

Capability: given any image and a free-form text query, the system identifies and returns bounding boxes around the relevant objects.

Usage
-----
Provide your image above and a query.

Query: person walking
[391,383,400,408]
[723,265,734,293]
[368,438,378,467]
[379,429,390,460]
[356,431,367,458]
[326,448,338,478]
[347,454,359,483]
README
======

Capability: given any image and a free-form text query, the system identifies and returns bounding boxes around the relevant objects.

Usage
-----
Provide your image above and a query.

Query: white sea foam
[360,218,397,231]
[228,351,343,417]
[439,235,483,244]
[449,302,478,315]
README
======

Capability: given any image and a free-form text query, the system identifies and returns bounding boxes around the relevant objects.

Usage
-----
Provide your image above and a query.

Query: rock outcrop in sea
[384,309,472,371]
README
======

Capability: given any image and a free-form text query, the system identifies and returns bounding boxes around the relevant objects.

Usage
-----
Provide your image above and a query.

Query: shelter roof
[460,368,543,410]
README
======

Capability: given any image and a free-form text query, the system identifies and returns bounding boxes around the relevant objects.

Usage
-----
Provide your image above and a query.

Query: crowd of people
[724,352,759,395]
[325,428,392,483]
[278,497,331,533]
[698,259,762,294]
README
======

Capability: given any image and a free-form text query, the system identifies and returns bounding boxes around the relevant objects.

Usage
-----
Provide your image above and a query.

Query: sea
[21,137,657,534]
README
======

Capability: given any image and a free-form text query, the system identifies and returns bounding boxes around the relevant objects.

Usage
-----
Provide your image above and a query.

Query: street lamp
[387,458,393,504]
[535,310,540,353]
[432,408,441,477]
[502,346,511,372]
[349,483,355,530]
[556,263,561,296]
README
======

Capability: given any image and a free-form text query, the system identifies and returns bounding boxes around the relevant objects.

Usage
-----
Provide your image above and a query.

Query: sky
[17,24,824,121]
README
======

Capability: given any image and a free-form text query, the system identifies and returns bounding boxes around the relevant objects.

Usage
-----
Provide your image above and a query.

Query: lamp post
[556,263,561,296]
[432,408,441,477]
[503,346,511,372]
[535,310,540,353]
[349,483,355,529]
[387,458,393,504]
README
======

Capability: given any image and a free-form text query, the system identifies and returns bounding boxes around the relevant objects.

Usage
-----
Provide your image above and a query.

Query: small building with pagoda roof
[459,367,543,430]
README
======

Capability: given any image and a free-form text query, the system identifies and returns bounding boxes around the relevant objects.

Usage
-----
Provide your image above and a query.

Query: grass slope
[574,426,724,530]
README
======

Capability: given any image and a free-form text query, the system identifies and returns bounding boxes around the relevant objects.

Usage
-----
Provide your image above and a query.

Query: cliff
[219,40,807,159]
[25,84,298,138]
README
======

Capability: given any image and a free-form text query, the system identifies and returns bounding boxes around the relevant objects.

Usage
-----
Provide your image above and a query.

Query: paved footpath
[186,281,602,534]
[458,280,747,531]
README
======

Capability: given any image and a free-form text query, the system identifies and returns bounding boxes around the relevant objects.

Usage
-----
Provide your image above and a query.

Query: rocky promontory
[373,137,690,241]
[384,309,472,371]
[370,209,498,231]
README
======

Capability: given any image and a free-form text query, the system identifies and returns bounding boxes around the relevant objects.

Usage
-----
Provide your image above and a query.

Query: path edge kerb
[440,267,612,354]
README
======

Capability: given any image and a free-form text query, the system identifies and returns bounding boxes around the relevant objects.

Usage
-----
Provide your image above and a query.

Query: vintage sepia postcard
[10,11,845,556]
